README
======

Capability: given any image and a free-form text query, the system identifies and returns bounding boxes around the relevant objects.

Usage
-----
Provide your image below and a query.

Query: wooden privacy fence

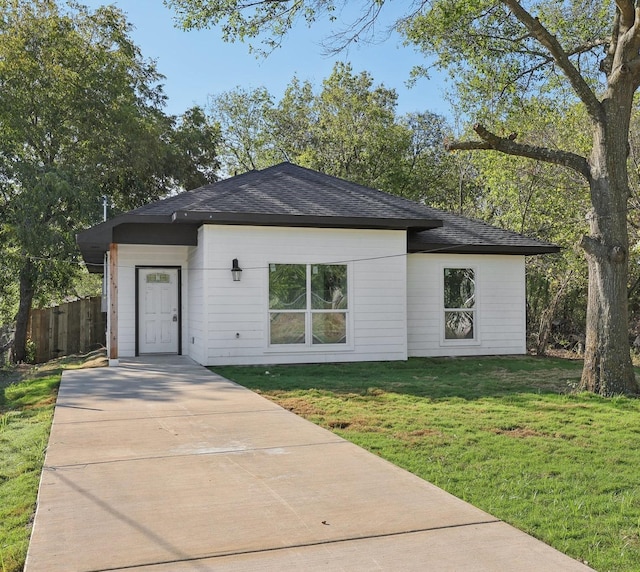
[28,297,105,363]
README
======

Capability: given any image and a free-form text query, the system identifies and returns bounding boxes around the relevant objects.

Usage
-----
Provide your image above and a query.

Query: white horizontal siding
[111,232,528,364]
[199,225,407,366]
[115,245,190,358]
[407,253,527,357]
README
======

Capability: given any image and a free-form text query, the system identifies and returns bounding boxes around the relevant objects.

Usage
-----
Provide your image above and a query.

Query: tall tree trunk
[12,258,36,363]
[580,241,635,394]
[579,99,638,396]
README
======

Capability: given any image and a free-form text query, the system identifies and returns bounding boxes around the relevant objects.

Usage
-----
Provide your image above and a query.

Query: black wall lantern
[231,258,243,282]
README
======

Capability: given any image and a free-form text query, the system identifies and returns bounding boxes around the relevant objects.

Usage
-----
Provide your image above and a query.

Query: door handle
[172,315,178,322]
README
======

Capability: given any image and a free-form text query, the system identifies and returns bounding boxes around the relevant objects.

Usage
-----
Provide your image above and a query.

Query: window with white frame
[269,263,348,346]
[443,268,476,340]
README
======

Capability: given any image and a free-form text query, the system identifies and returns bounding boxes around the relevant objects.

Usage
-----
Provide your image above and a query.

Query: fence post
[58,304,68,358]
[79,298,88,353]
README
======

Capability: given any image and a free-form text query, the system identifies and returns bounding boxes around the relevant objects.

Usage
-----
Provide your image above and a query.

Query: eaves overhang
[77,210,444,273]
[76,214,177,272]
[407,240,562,256]
[171,210,443,231]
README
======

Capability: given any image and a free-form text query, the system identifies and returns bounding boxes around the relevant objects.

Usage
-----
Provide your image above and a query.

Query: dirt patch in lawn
[492,426,546,438]
[277,397,327,418]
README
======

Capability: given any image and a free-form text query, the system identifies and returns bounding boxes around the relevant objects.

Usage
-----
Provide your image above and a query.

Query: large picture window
[269,263,348,346]
[443,268,475,340]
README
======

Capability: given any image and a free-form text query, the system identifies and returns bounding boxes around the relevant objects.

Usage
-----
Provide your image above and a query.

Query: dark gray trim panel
[114,223,198,246]
[407,242,561,255]
[172,210,442,231]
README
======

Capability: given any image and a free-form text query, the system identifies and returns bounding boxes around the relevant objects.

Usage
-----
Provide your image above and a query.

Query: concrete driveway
[25,356,592,571]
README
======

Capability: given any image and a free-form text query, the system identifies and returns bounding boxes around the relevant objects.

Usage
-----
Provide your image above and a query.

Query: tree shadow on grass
[212,355,585,401]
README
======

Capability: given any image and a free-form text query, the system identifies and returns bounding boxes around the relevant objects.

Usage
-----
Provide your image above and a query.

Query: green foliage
[166,106,221,191]
[167,0,611,112]
[398,112,479,211]
[400,1,611,118]
[166,0,335,54]
[462,100,592,347]
[0,0,220,357]
[267,76,315,163]
[209,62,462,205]
[208,86,275,173]
[0,271,18,327]
[215,357,640,571]
[298,62,405,187]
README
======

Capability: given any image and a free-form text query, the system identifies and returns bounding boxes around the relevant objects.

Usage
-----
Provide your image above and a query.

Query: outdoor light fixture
[231,258,243,282]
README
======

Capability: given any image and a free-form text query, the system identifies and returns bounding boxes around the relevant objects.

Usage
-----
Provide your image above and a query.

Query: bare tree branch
[615,0,635,28]
[579,234,609,259]
[601,9,621,75]
[322,2,389,54]
[626,2,640,53]
[445,123,592,181]
[502,38,608,98]
[501,0,604,125]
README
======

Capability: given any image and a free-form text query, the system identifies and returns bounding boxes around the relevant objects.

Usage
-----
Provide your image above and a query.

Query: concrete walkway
[26,356,592,571]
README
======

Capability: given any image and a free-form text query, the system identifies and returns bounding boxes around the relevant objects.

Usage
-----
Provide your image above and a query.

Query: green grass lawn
[214,356,640,572]
[0,367,58,572]
[0,351,106,572]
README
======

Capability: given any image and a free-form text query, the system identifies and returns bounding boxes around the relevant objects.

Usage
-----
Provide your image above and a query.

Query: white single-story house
[77,162,559,366]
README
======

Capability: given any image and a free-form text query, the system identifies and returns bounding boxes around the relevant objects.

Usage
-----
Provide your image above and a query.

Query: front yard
[2,354,637,571]
[214,356,640,572]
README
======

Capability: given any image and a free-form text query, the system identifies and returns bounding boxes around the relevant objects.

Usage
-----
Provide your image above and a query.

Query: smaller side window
[443,268,475,340]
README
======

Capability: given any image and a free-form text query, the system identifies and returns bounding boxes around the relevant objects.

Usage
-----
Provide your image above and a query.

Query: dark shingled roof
[129,162,444,225]
[77,162,559,270]
[409,208,559,255]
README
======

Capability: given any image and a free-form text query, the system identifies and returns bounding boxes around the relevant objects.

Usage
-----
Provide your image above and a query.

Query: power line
[30,243,484,272]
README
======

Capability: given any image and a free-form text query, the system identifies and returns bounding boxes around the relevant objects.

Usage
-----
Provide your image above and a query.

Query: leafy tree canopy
[209,62,464,207]
[0,0,220,361]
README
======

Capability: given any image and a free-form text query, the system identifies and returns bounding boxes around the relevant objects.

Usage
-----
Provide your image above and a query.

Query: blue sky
[83,1,452,119]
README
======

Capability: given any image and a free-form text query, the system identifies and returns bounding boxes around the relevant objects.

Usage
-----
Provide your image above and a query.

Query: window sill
[439,339,482,347]
[265,345,355,354]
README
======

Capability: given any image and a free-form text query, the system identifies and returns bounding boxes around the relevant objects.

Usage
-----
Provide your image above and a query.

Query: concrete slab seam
[77,519,504,572]
[52,408,287,425]
[43,439,350,470]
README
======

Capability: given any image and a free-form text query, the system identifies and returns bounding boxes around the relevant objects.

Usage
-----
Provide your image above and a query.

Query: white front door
[138,268,179,354]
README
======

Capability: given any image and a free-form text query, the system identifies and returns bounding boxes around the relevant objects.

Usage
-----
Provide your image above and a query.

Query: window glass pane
[312,313,347,344]
[311,265,348,309]
[146,272,170,284]
[269,264,307,310]
[445,311,474,339]
[444,268,475,309]
[270,312,306,344]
